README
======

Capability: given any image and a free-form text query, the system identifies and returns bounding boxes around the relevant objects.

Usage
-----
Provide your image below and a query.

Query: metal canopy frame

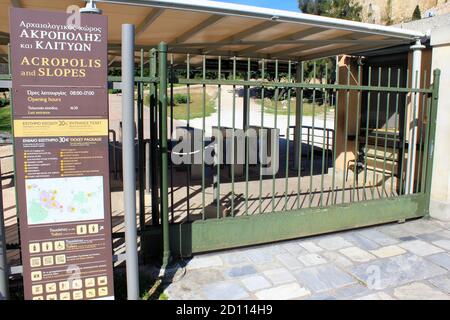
[98,0,423,39]
[0,0,426,66]
[98,0,424,63]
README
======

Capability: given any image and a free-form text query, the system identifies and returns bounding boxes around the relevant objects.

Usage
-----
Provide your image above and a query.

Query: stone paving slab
[275,253,304,270]
[347,253,447,290]
[320,251,353,268]
[428,276,450,294]
[393,282,450,300]
[339,247,376,262]
[255,283,311,300]
[225,265,258,278]
[317,236,353,251]
[240,275,272,292]
[293,264,357,293]
[370,245,406,258]
[297,253,327,266]
[433,240,450,251]
[220,251,250,265]
[344,233,381,251]
[186,255,223,270]
[203,281,249,300]
[165,218,450,300]
[399,240,445,256]
[263,268,296,285]
[298,241,324,253]
[356,229,399,246]
[426,253,450,271]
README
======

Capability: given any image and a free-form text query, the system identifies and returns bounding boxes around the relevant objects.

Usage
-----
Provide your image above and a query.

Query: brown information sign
[10,8,114,300]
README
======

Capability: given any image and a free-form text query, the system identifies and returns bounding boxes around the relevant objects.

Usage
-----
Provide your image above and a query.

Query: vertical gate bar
[363,67,372,200]
[145,140,150,193]
[320,65,328,206]
[421,94,432,194]
[259,59,265,214]
[331,59,339,205]
[406,72,419,194]
[381,68,392,199]
[201,55,206,220]
[169,54,175,222]
[272,60,279,212]
[245,58,250,215]
[231,57,237,217]
[216,56,222,219]
[284,61,292,210]
[309,62,316,208]
[186,54,191,221]
[342,66,350,204]
[307,127,310,146]
[391,69,401,197]
[352,66,362,201]
[0,165,9,300]
[145,51,151,195]
[371,67,382,199]
[416,70,427,193]
[424,70,440,209]
[149,49,160,225]
[416,91,425,192]
[399,70,410,195]
[122,24,140,300]
[416,89,426,192]
[138,49,146,236]
[296,61,304,209]
[158,42,170,267]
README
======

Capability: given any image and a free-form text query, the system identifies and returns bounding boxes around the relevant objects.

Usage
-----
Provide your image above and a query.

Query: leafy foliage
[298,0,362,21]
[412,5,422,21]
[297,1,362,85]
[173,93,189,105]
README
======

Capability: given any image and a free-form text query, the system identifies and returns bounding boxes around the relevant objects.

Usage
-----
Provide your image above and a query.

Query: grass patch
[258,98,334,117]
[145,91,216,120]
[0,105,11,132]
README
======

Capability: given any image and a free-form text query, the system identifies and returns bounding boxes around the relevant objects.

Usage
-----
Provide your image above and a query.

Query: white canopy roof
[0,0,424,64]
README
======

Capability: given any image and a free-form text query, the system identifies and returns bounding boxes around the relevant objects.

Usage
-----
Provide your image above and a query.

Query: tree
[298,0,362,22]
[412,5,422,21]
[297,0,362,87]
[384,0,394,25]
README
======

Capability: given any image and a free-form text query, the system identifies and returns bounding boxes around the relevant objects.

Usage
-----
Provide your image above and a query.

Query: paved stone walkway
[164,218,450,300]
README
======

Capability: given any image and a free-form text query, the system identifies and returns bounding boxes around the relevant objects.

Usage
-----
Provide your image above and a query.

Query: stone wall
[356,0,448,25]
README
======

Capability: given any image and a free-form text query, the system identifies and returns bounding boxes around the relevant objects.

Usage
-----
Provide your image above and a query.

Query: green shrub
[173,93,189,105]
[0,97,10,107]
[108,89,122,94]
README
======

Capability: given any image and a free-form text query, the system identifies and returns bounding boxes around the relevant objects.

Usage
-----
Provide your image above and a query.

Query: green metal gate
[145,43,441,258]
[0,42,441,261]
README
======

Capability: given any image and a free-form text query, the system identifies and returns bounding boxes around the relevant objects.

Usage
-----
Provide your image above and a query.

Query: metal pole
[425,69,441,211]
[158,42,171,268]
[405,39,425,194]
[0,166,9,300]
[149,49,160,226]
[121,24,140,300]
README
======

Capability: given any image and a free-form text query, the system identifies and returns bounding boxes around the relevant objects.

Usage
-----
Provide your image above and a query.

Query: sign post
[0,165,9,300]
[10,8,114,300]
